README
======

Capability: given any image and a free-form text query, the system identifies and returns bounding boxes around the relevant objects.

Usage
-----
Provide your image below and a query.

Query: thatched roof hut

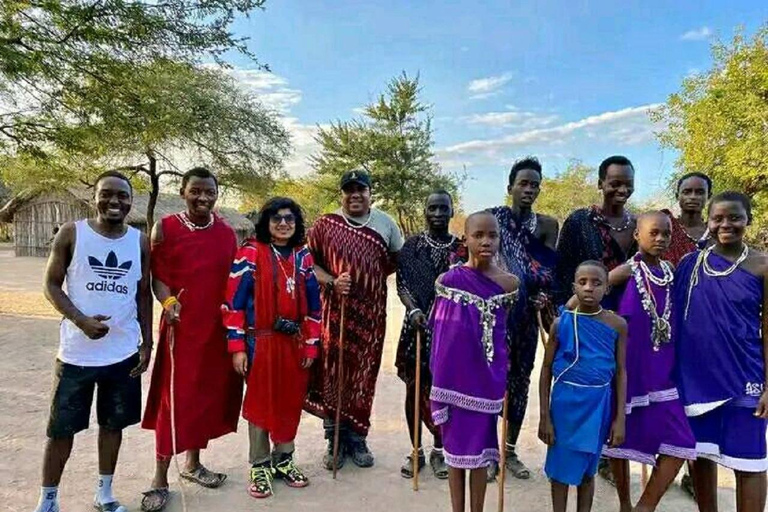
[0,188,254,257]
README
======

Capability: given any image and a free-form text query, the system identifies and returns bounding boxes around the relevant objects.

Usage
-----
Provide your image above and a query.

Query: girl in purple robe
[601,212,696,512]
[429,211,519,512]
[675,192,768,512]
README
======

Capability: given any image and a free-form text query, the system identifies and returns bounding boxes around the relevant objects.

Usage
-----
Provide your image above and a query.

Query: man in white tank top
[32,172,152,512]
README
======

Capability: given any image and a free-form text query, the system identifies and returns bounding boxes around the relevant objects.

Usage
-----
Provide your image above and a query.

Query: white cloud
[443,104,662,155]
[467,72,513,99]
[680,26,712,41]
[465,111,558,128]
[216,66,319,175]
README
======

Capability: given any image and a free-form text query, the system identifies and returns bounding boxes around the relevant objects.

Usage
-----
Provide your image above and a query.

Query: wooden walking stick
[498,392,509,512]
[412,329,422,491]
[168,323,188,512]
[332,298,347,479]
[536,310,549,348]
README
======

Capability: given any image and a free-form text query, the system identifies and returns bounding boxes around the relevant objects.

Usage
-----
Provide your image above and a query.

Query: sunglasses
[270,213,296,225]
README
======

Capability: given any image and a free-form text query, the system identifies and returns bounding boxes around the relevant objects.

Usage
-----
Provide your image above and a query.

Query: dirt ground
[0,244,739,511]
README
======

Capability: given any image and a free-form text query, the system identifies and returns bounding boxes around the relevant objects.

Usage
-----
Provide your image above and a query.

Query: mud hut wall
[13,195,90,257]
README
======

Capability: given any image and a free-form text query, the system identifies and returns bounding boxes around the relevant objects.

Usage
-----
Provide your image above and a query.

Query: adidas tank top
[59,220,142,366]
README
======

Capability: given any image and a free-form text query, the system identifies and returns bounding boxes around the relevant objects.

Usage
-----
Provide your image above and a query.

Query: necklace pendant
[286,277,295,296]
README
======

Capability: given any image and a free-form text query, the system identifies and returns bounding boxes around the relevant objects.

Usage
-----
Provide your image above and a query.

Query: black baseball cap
[340,169,371,190]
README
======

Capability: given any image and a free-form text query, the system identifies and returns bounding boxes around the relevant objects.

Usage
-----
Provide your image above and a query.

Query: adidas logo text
[86,280,130,295]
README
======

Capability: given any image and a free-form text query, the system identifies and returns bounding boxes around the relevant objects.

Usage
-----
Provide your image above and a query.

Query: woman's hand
[232,352,248,377]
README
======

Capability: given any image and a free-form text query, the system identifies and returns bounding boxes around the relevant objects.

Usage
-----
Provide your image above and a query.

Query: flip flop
[180,465,227,489]
[140,488,169,512]
[93,500,128,512]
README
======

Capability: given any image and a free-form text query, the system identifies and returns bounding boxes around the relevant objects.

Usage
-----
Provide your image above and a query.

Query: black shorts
[47,353,142,438]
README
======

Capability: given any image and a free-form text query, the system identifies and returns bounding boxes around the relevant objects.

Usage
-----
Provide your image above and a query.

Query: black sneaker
[322,437,346,471]
[400,451,426,478]
[346,434,375,468]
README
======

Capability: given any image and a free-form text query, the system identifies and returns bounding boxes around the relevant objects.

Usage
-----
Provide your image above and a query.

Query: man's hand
[232,351,248,377]
[531,292,549,311]
[609,418,625,447]
[301,358,314,369]
[76,314,111,340]
[409,310,427,328]
[755,391,768,419]
[130,343,151,378]
[164,302,181,324]
[538,416,555,446]
[334,272,352,296]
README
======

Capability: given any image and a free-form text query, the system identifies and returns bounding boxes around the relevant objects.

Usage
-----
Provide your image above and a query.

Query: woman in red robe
[141,168,243,512]
[223,197,321,499]
[662,171,713,266]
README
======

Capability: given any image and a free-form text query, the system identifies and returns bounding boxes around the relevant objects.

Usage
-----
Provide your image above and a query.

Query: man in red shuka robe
[140,167,243,512]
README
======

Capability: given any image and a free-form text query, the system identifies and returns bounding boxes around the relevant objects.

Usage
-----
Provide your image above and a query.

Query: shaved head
[636,211,671,230]
[465,210,497,233]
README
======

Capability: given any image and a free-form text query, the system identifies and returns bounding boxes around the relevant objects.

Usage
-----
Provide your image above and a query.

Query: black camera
[273,317,301,335]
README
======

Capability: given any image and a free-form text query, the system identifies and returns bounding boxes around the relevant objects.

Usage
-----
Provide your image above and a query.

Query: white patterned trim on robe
[697,442,768,472]
[432,406,449,426]
[659,443,697,461]
[444,448,500,469]
[625,387,681,414]
[602,446,656,465]
[430,386,504,414]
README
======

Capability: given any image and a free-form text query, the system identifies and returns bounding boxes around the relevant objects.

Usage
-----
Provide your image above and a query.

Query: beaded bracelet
[162,296,179,310]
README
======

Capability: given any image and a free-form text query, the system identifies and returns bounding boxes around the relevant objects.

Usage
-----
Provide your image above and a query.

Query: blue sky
[224,1,767,211]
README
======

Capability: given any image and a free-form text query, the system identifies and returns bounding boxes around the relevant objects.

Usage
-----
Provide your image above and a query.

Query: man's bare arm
[43,223,85,324]
[137,233,153,348]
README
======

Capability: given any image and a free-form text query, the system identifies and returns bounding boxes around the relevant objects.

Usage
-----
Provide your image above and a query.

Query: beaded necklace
[684,244,749,319]
[423,232,456,250]
[629,254,673,350]
[176,211,214,231]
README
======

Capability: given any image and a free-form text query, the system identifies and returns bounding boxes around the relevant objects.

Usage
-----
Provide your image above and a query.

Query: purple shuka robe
[429,265,517,469]
[675,250,768,471]
[602,262,696,464]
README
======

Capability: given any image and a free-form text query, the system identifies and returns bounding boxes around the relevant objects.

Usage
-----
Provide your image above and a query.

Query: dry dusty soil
[0,244,740,511]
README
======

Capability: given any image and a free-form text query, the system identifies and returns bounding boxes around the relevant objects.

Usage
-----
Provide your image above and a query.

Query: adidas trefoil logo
[89,251,132,280]
[86,251,132,295]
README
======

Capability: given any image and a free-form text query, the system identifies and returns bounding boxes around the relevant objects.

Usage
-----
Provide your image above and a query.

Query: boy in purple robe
[675,192,768,512]
[429,211,519,512]
[540,260,626,512]
[600,212,696,512]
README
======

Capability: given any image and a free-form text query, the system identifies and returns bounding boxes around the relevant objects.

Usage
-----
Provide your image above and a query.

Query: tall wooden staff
[332,298,347,479]
[498,393,509,512]
[168,324,188,512]
[412,329,423,491]
[537,310,549,347]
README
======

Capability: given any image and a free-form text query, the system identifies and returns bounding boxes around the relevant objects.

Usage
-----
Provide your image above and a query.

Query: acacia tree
[1,0,268,151]
[312,73,462,234]
[652,27,768,245]
[2,60,290,227]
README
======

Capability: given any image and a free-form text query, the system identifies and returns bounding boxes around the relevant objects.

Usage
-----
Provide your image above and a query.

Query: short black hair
[255,197,307,247]
[426,189,454,206]
[94,171,132,193]
[575,259,609,279]
[181,167,218,190]
[508,156,543,187]
[708,191,752,224]
[598,155,633,181]
[676,172,713,198]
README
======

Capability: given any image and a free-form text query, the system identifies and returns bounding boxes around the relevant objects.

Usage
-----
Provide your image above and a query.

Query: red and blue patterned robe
[222,240,321,443]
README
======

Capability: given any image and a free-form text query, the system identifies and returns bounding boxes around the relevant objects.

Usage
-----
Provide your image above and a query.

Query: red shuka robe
[142,213,243,459]
[222,241,321,442]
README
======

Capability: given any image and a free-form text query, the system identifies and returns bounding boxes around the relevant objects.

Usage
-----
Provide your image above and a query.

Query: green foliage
[311,72,463,234]
[518,161,602,222]
[652,26,768,247]
[242,172,338,225]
